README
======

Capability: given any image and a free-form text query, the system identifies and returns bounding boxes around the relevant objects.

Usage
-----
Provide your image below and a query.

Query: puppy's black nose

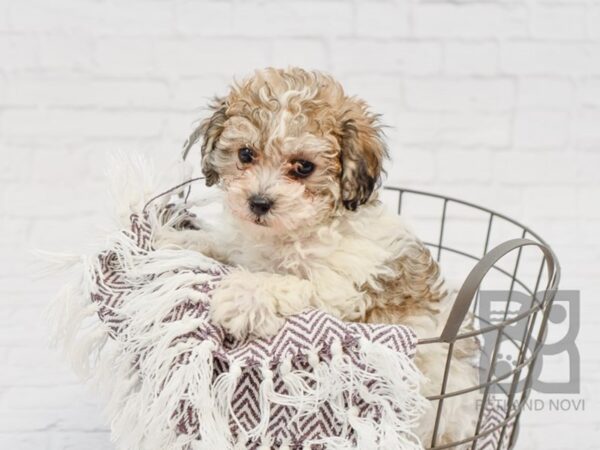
[248,195,272,216]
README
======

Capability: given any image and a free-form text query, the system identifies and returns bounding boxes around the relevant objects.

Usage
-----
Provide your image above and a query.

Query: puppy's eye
[238,147,255,164]
[291,159,315,178]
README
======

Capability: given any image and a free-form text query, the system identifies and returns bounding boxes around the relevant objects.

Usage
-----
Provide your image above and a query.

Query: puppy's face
[185,68,387,235]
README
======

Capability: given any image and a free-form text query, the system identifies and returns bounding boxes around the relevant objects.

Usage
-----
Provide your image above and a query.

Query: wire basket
[382,187,560,450]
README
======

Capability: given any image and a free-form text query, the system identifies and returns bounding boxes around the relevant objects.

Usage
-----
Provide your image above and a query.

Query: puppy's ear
[182,97,228,186]
[338,104,387,211]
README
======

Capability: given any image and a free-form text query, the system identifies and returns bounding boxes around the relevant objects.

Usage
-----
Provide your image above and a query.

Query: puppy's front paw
[209,271,286,340]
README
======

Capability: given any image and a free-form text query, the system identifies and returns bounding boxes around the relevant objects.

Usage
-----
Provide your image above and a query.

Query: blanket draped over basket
[50,160,515,450]
[50,163,430,450]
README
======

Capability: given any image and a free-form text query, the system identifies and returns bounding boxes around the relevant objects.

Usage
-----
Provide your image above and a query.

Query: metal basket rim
[383,185,552,250]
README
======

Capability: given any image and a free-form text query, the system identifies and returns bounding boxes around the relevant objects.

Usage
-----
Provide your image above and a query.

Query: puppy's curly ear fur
[182,97,228,186]
[339,104,387,211]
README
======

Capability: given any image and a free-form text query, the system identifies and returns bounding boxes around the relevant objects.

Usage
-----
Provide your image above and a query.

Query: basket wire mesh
[383,187,560,450]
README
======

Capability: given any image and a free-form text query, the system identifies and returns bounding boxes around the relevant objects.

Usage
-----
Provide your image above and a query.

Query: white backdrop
[1,1,599,449]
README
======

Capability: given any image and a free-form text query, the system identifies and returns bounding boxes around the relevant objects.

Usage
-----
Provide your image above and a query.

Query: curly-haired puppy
[177,67,479,448]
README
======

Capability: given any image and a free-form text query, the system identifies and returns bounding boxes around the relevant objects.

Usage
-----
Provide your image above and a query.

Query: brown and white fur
[175,68,479,448]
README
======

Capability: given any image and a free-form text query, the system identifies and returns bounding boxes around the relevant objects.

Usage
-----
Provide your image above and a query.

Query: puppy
[178,67,479,448]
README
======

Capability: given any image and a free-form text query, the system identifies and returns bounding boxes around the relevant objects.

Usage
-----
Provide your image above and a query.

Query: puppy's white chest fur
[214,202,411,321]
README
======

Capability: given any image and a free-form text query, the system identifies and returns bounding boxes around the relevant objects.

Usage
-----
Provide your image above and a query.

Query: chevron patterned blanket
[50,171,429,450]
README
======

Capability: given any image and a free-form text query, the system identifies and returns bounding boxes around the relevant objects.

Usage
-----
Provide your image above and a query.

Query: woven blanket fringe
[47,154,427,450]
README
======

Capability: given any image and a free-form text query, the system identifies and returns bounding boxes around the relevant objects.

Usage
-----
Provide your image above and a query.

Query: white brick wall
[1,1,598,449]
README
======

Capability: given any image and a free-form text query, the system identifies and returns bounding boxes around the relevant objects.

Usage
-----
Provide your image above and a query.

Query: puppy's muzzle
[248,195,273,216]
